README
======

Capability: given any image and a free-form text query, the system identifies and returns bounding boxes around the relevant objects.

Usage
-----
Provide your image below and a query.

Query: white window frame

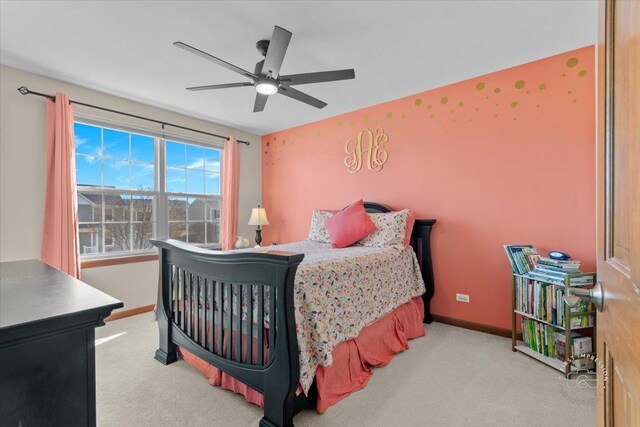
[75,116,224,260]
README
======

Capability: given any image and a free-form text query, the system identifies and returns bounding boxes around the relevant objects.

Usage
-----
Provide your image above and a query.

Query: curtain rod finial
[17,86,29,95]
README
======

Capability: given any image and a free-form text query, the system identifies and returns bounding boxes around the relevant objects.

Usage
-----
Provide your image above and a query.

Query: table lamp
[248,205,269,246]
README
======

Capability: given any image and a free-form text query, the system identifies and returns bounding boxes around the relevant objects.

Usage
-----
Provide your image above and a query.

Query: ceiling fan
[174,25,355,112]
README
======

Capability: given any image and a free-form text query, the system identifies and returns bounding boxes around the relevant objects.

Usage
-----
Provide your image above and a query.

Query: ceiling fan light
[256,81,278,95]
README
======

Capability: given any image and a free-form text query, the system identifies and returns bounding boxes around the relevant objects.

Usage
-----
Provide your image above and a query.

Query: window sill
[81,253,159,269]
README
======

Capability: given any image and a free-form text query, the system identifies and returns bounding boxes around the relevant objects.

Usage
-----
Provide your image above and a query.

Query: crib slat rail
[151,239,305,427]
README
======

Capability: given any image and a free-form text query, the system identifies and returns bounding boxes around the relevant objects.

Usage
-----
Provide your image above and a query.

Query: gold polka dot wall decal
[458,101,464,107]
[573,99,577,103]
[539,83,547,90]
[578,70,587,77]
[525,90,530,94]
[566,57,579,68]
[386,112,393,119]
[430,114,435,119]
[495,103,499,107]
[536,104,541,108]
[568,90,572,94]
[266,141,270,146]
[401,113,406,119]
[338,121,343,127]
[494,88,501,94]
[515,80,525,89]
[476,82,485,91]
[440,97,449,104]
[494,114,498,118]
[363,115,369,121]
[485,96,489,99]
[510,102,518,108]
[562,73,566,77]
[427,104,433,109]
[414,98,422,106]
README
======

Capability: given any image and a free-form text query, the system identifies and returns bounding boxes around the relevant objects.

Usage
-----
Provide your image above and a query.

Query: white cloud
[186,157,220,171]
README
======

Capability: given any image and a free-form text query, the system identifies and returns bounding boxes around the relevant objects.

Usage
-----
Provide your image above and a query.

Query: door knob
[564,282,604,312]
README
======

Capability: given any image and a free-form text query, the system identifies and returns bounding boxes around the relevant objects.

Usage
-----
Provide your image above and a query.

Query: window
[75,121,222,258]
[164,140,221,245]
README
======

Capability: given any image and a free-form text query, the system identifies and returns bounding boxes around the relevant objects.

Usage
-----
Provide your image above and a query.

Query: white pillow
[307,210,336,243]
[357,209,410,248]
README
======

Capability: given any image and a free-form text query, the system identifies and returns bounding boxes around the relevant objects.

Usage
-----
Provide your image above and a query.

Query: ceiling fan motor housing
[256,40,270,57]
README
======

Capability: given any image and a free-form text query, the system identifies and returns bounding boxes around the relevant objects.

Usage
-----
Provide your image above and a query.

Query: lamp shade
[248,207,269,226]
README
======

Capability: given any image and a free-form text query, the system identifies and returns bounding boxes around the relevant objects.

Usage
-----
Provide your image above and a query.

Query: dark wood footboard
[150,239,307,427]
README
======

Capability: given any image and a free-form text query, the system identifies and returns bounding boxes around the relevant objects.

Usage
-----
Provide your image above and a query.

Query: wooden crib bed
[151,202,435,427]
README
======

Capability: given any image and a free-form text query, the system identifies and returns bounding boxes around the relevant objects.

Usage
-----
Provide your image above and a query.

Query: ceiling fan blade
[174,41,256,80]
[262,26,292,78]
[280,69,355,86]
[278,86,327,109]
[254,93,269,112]
[187,82,254,91]
[254,60,264,75]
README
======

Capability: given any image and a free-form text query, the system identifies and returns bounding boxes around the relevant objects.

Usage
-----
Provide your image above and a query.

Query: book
[521,318,561,359]
[525,268,594,286]
[536,261,580,273]
[538,257,580,267]
[504,245,538,275]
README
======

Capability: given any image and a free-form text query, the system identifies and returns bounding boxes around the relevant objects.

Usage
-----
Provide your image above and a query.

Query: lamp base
[254,227,263,246]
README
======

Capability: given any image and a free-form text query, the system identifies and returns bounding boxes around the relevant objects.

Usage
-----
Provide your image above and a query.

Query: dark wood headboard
[361,201,436,323]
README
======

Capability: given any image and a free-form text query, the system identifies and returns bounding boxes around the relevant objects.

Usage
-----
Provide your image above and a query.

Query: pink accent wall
[261,46,596,330]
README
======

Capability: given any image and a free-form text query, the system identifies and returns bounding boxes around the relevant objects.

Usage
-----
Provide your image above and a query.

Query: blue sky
[75,122,220,194]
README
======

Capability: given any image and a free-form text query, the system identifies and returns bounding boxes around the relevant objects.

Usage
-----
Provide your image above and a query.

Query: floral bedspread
[249,240,426,393]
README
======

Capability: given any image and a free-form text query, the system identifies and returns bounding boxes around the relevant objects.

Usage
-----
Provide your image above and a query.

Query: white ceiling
[0,1,597,135]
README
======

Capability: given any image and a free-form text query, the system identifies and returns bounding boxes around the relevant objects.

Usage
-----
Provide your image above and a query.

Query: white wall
[0,64,262,312]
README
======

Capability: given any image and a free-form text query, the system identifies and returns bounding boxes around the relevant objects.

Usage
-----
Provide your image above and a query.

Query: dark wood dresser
[0,260,123,426]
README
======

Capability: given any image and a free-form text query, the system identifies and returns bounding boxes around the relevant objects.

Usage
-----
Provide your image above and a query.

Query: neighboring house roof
[77,193,96,206]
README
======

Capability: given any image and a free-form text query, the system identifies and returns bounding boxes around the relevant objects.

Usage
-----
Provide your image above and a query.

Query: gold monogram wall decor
[344,127,389,173]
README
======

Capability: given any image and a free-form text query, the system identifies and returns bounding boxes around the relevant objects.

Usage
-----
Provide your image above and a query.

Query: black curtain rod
[17,86,251,145]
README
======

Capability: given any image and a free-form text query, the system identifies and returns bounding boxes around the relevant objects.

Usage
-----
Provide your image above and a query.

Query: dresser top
[0,259,123,330]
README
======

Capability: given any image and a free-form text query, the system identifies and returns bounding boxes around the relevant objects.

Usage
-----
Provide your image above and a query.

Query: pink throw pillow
[325,200,377,248]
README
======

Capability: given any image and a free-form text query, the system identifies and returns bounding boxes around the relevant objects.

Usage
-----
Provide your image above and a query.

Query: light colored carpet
[96,313,595,426]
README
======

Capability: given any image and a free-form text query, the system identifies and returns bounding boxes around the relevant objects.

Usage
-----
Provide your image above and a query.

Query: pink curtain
[221,136,240,250]
[41,93,81,278]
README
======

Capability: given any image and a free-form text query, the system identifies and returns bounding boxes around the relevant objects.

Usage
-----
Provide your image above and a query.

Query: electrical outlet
[456,293,470,303]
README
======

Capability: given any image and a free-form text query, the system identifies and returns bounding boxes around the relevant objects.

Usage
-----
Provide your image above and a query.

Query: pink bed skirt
[178,296,425,413]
